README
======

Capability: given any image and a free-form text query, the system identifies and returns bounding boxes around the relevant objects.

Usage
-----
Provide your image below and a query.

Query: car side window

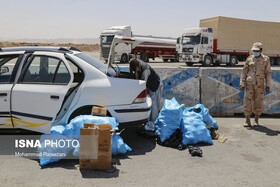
[0,55,19,83]
[22,56,70,84]
[53,62,71,84]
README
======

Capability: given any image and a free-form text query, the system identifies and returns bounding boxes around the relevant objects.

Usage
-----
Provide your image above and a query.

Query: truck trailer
[177,16,280,66]
[100,25,178,63]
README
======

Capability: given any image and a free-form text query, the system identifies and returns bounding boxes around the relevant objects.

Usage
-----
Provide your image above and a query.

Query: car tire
[120,53,128,64]
[202,55,212,67]
[163,59,168,62]
[229,56,238,67]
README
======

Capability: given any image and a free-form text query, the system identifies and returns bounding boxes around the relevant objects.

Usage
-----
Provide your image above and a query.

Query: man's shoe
[253,115,260,126]
[243,115,252,127]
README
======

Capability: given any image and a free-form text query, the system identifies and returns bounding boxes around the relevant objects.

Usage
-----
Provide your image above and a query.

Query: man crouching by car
[129,58,163,132]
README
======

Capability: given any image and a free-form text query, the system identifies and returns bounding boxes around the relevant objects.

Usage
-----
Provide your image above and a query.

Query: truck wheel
[120,53,128,64]
[229,56,238,66]
[276,58,280,66]
[141,53,149,62]
[270,58,275,66]
[202,55,212,67]
[186,62,193,66]
[213,61,220,66]
[175,54,180,62]
[163,59,168,62]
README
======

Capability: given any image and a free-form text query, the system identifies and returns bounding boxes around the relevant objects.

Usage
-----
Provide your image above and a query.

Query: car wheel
[141,53,149,62]
[229,56,238,66]
[202,55,212,67]
[120,53,128,64]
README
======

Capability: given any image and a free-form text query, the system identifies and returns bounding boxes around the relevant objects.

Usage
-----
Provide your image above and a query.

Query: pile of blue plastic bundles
[180,104,218,145]
[38,115,132,166]
[155,97,185,142]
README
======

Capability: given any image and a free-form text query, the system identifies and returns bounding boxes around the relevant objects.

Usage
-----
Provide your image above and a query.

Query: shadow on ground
[250,125,280,136]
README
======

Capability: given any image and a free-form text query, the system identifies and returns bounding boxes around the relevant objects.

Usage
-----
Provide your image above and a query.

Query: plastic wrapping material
[180,108,213,145]
[38,115,131,166]
[155,98,185,142]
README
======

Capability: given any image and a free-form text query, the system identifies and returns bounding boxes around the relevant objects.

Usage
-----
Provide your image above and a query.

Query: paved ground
[0,117,279,187]
[87,51,280,70]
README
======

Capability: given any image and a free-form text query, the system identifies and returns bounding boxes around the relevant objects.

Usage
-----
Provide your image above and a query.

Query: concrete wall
[200,68,280,116]
[155,68,200,108]
[117,66,280,116]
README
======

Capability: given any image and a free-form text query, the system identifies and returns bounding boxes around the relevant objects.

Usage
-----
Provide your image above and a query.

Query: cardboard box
[91,106,107,116]
[79,124,112,170]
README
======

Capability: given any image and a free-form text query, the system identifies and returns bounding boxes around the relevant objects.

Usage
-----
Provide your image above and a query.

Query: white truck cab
[100,25,132,63]
[177,28,214,66]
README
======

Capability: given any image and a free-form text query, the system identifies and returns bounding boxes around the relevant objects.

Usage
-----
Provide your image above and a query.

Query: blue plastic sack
[155,98,185,142]
[185,104,218,129]
[112,134,132,156]
[180,108,213,145]
[62,115,119,136]
[38,115,131,166]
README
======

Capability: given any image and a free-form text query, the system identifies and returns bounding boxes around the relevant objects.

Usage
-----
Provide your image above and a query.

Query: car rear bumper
[107,96,152,124]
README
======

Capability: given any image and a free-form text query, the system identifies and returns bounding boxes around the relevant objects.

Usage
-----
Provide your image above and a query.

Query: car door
[11,52,73,134]
[0,54,22,127]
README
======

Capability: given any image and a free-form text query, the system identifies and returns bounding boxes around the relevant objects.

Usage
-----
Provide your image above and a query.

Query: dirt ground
[0,117,279,187]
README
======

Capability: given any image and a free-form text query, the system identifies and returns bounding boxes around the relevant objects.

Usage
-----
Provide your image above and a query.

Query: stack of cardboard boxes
[79,106,113,170]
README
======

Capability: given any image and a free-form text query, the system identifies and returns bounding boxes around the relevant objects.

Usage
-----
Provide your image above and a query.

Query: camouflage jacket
[240,54,271,87]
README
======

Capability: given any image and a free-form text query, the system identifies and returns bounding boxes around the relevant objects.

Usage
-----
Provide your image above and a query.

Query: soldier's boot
[243,116,251,127]
[253,115,260,126]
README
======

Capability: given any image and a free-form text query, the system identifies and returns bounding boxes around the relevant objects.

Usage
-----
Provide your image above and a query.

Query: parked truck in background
[177,16,280,66]
[100,25,178,63]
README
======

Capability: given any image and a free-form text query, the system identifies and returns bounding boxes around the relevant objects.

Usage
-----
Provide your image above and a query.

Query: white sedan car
[0,46,151,134]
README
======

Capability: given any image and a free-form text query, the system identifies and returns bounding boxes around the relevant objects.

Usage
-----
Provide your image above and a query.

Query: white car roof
[0,46,81,54]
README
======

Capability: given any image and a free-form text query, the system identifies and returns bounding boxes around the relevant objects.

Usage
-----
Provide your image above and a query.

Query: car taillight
[133,89,147,103]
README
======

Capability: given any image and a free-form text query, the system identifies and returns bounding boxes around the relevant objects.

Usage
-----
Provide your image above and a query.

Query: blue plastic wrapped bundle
[185,104,218,129]
[38,115,131,166]
[62,115,119,136]
[180,107,213,145]
[112,134,132,155]
[155,98,185,142]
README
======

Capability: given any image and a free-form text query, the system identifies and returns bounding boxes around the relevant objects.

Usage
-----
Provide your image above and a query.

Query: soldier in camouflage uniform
[240,42,271,127]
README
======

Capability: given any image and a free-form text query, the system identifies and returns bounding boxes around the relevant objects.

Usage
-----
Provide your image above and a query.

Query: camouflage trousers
[244,82,265,116]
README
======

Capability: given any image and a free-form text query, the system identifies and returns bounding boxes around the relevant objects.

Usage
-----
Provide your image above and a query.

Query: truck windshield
[101,35,114,45]
[182,35,201,45]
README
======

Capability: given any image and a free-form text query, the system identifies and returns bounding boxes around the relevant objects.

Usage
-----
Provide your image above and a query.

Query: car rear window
[74,53,115,76]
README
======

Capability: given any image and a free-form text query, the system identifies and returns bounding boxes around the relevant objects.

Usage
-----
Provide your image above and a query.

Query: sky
[1,0,280,40]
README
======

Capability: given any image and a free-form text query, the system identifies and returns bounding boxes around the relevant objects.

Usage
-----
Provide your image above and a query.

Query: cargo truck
[100,25,178,63]
[177,16,280,66]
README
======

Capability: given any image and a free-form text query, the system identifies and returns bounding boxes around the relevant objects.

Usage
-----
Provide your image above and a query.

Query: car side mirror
[0,66,9,74]
[177,37,181,44]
